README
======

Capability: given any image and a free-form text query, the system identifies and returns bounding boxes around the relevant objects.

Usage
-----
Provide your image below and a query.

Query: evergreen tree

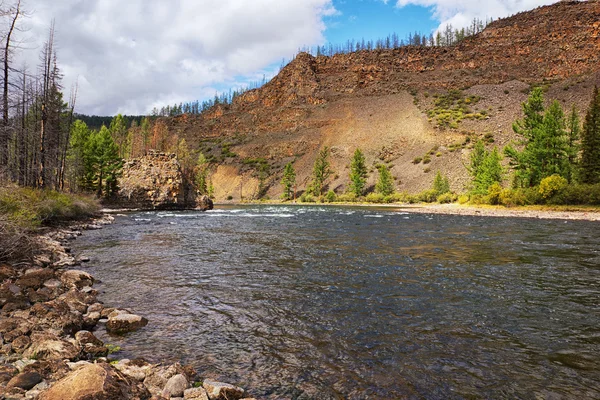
[109,114,128,158]
[195,153,209,194]
[309,147,332,196]
[375,164,394,196]
[432,171,450,195]
[565,105,581,183]
[470,141,503,194]
[280,162,296,200]
[579,86,600,184]
[85,125,122,197]
[348,148,367,197]
[505,89,570,187]
[67,120,91,190]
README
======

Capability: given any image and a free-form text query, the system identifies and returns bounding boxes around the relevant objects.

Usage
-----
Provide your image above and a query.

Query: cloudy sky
[13,0,557,116]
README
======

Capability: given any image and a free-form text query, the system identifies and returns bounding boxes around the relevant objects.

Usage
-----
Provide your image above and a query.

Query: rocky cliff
[114,151,212,210]
[162,1,600,200]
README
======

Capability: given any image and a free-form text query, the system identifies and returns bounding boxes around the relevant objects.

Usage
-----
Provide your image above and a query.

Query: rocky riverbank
[0,216,254,400]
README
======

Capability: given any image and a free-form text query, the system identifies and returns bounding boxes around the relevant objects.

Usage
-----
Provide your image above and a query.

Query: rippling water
[73,205,600,399]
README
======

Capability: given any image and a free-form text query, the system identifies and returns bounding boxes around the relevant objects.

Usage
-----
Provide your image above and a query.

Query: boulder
[75,330,108,358]
[23,360,71,381]
[15,269,55,290]
[196,195,214,211]
[162,374,189,397]
[23,333,80,361]
[0,363,18,384]
[144,364,184,396]
[38,363,149,400]
[106,312,148,334]
[202,380,245,400]
[59,270,94,289]
[113,359,148,382]
[6,371,42,390]
[184,387,209,400]
[11,335,31,353]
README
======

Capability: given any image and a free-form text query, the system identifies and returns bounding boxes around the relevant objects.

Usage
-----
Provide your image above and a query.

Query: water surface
[74,205,600,399]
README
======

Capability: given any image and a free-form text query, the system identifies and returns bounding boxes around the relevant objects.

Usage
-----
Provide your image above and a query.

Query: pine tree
[348,148,367,197]
[280,162,296,200]
[470,141,503,194]
[505,89,570,187]
[109,114,128,158]
[579,86,600,184]
[195,153,209,194]
[565,105,581,183]
[85,125,122,197]
[432,171,450,195]
[375,164,394,196]
[67,120,91,190]
[309,147,332,196]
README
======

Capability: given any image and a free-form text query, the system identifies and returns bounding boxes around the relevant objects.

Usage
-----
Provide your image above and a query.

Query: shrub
[299,193,316,203]
[423,155,431,164]
[487,183,503,205]
[417,189,438,203]
[412,157,422,164]
[437,192,458,204]
[226,195,233,200]
[325,190,337,203]
[458,194,470,204]
[365,193,385,203]
[336,193,357,203]
[539,175,568,200]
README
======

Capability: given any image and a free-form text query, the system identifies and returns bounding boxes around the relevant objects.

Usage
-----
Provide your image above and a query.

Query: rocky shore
[0,216,254,400]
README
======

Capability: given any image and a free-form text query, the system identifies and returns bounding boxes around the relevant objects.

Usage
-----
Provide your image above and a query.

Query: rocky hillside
[164,1,600,200]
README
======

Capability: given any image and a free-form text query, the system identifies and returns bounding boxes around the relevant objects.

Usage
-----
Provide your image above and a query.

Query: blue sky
[325,1,437,46]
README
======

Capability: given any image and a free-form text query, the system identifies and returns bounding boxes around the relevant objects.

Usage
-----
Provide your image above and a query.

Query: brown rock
[0,263,18,280]
[6,371,42,390]
[0,363,18,384]
[202,379,245,400]
[60,270,94,289]
[15,268,55,290]
[184,387,209,400]
[23,360,70,381]
[11,335,31,353]
[38,363,149,400]
[23,333,80,361]
[106,313,148,334]
[75,330,108,358]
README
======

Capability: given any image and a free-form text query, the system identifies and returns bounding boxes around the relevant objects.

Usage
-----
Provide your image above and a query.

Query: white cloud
[15,0,336,115]
[394,0,558,31]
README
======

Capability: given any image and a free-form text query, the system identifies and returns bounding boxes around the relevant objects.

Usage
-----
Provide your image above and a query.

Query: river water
[73,205,600,399]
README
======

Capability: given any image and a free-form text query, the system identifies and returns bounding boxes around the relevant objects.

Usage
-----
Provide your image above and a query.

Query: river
[73,205,600,399]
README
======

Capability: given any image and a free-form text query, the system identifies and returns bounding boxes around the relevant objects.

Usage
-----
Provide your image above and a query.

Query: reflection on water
[74,205,600,399]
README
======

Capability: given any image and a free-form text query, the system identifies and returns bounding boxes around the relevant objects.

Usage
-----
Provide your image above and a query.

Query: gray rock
[202,379,245,400]
[14,359,37,372]
[163,374,189,397]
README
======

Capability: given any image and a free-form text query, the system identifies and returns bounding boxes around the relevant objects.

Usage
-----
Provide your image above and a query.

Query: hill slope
[165,0,600,200]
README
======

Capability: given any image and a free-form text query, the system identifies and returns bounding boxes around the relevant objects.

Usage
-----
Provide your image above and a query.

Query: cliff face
[115,151,212,210]
[163,1,600,200]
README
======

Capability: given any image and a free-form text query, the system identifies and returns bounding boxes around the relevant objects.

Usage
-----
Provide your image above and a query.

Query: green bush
[487,183,503,205]
[437,192,458,204]
[422,155,431,164]
[325,190,337,203]
[365,193,385,203]
[539,175,568,199]
[458,194,470,204]
[299,193,316,203]
[337,193,357,203]
[546,183,600,205]
[412,157,422,164]
[417,189,438,203]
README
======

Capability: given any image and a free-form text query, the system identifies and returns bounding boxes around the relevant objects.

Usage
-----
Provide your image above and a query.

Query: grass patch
[426,90,487,129]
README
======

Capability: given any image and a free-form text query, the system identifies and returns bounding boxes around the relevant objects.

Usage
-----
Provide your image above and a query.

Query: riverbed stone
[59,270,94,289]
[23,360,71,381]
[113,359,147,382]
[0,263,18,280]
[184,387,209,400]
[106,312,148,334]
[23,333,80,361]
[38,363,148,400]
[11,335,31,353]
[163,373,189,397]
[202,379,245,400]
[0,363,18,384]
[15,269,55,290]
[6,371,43,390]
[144,364,184,396]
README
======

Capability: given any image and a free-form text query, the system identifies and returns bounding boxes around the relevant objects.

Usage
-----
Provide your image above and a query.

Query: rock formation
[114,151,213,210]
